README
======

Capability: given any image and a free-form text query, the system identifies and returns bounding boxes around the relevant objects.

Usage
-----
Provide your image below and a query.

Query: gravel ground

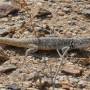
[0,0,90,90]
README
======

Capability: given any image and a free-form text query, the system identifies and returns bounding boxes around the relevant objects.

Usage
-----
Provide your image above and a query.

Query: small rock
[0,4,19,18]
[0,48,9,64]
[74,0,81,2]
[57,11,65,16]
[6,83,21,90]
[79,58,90,65]
[86,74,90,81]
[61,63,83,76]
[0,84,6,90]
[26,88,38,90]
[83,9,90,17]
[0,88,7,90]
[26,71,41,81]
[0,64,17,73]
[60,80,72,90]
[49,87,63,90]
[62,84,71,90]
[37,77,52,87]
[35,8,52,19]
[82,5,90,17]
[62,5,72,14]
[22,81,32,88]
[33,26,50,37]
[68,20,76,26]
[0,28,9,35]
[63,7,71,13]
[78,80,87,88]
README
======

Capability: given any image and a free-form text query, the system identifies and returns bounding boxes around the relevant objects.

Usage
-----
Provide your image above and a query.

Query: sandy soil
[0,0,90,90]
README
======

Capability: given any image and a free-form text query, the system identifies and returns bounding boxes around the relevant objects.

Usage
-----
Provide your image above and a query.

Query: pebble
[62,7,71,13]
[0,84,6,90]
[0,17,9,22]
[74,0,81,2]
[57,11,65,16]
[0,4,19,18]
[49,87,63,90]
[0,64,17,73]
[85,73,90,81]
[35,8,52,19]
[22,81,32,88]
[26,88,38,90]
[61,63,83,76]
[51,79,72,90]
[0,28,9,35]
[82,5,90,17]
[83,9,90,16]
[6,83,21,90]
[78,80,87,88]
[26,71,40,81]
[68,20,76,26]
[0,88,7,90]
[0,48,9,64]
[62,5,72,14]
[79,58,90,65]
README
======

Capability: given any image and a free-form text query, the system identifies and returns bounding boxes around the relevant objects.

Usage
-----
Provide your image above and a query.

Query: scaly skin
[0,37,90,50]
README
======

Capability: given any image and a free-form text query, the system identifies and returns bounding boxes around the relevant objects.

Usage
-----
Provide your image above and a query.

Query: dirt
[0,0,90,90]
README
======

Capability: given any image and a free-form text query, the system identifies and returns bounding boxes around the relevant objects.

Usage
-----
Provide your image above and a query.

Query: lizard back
[0,37,90,50]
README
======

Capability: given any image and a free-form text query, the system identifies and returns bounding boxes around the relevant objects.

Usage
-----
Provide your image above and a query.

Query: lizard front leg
[25,44,38,57]
[57,46,70,64]
[61,46,70,56]
[53,47,70,86]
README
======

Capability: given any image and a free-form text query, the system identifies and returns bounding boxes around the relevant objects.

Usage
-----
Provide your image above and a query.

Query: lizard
[0,36,90,56]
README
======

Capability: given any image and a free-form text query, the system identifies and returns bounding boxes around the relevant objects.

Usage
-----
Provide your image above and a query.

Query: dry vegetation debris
[0,0,90,90]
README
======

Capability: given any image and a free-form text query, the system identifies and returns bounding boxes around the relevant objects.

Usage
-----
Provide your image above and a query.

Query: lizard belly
[39,48,56,50]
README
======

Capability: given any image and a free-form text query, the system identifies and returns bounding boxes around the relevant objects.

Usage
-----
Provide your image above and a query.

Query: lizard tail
[0,37,29,48]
